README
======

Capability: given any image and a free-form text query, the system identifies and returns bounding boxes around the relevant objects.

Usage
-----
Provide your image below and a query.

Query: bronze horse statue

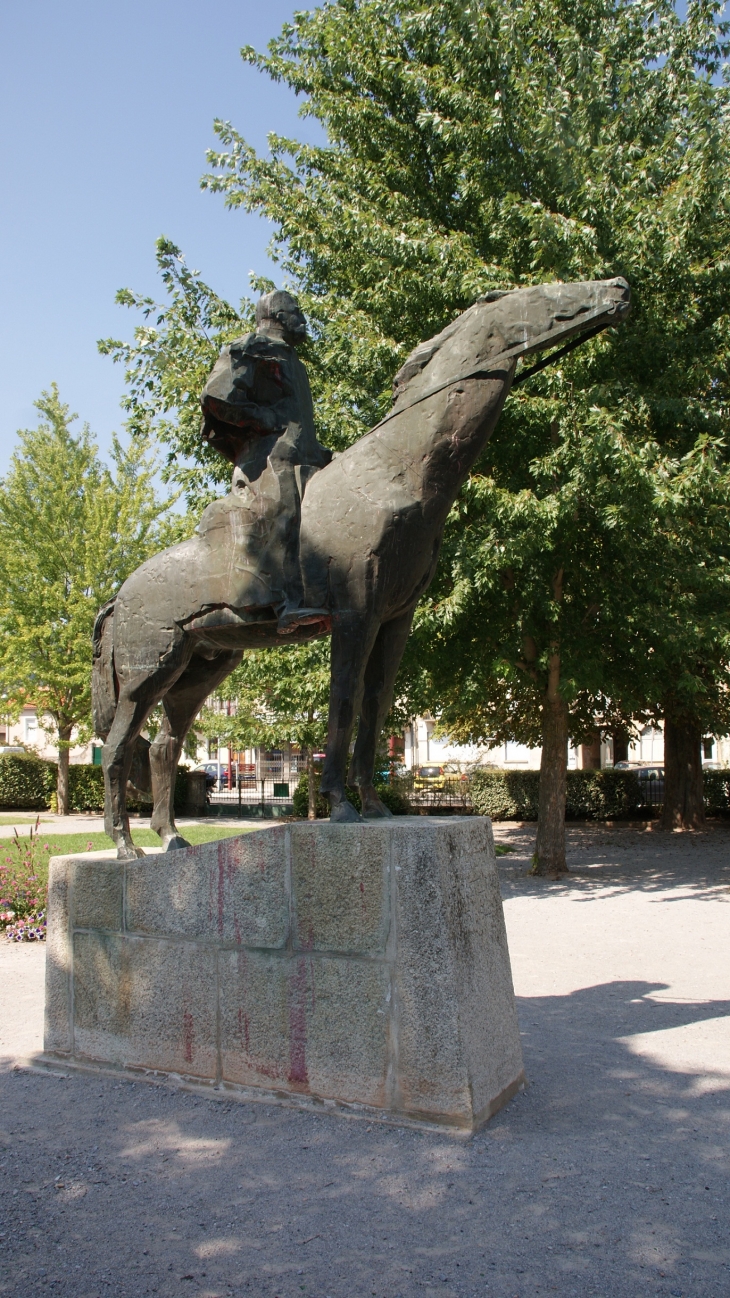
[93,277,630,857]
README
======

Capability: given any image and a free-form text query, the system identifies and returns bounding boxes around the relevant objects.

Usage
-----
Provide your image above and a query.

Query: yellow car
[413,764,447,791]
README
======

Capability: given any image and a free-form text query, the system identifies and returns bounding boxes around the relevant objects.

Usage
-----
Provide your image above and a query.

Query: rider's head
[256,290,307,346]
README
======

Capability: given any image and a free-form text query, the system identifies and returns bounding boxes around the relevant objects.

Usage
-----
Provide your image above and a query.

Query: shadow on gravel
[494,821,730,901]
[518,978,730,1107]
[0,976,728,1296]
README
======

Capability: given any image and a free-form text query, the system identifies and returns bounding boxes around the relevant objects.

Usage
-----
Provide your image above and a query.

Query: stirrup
[277,607,331,635]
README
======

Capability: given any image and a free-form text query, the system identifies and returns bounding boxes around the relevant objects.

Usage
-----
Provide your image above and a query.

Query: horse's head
[392,277,631,403]
[484,275,631,367]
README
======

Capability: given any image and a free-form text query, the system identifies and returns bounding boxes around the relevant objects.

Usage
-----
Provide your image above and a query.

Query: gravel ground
[0,821,728,1298]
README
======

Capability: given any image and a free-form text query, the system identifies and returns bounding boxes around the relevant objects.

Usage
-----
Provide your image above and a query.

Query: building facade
[403,717,730,772]
[0,708,100,765]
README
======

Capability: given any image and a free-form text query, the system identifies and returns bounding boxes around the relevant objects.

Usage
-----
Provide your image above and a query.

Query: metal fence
[206,768,475,812]
[209,776,294,809]
[206,770,669,816]
[206,751,309,810]
[393,773,473,811]
[637,776,664,809]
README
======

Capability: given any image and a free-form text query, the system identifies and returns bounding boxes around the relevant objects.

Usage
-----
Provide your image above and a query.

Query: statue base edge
[28,1053,526,1137]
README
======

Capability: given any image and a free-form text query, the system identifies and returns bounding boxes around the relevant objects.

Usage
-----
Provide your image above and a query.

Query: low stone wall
[42,817,524,1132]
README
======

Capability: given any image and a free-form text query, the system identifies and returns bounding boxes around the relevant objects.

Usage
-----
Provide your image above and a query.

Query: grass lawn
[2,824,255,890]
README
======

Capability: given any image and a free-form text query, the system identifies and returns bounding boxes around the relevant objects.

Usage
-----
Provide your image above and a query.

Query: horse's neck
[378,370,513,508]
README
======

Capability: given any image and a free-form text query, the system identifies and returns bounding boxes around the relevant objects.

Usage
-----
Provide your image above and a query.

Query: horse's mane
[391,291,510,399]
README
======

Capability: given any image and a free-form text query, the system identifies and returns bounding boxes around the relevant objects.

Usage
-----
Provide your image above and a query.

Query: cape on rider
[198,289,331,635]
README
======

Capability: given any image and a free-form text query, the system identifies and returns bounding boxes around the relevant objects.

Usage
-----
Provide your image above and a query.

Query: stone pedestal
[42,817,524,1132]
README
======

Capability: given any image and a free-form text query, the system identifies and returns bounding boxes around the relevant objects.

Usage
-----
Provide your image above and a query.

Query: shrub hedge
[0,755,56,810]
[3,750,730,821]
[67,764,104,812]
[702,769,730,812]
[0,755,194,815]
[293,772,410,818]
[66,766,190,814]
[470,768,646,821]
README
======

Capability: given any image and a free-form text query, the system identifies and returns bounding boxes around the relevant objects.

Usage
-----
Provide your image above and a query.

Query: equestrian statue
[93,278,630,858]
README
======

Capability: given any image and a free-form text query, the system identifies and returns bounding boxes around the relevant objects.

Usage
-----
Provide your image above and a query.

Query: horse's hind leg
[103,689,163,860]
[149,650,243,850]
[348,606,416,817]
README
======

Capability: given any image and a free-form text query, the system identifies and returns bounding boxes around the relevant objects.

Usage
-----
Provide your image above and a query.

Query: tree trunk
[532,655,569,876]
[660,715,705,830]
[612,728,629,765]
[307,748,317,820]
[57,724,73,816]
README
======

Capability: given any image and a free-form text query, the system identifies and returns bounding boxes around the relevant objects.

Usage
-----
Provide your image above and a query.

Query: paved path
[0,823,728,1297]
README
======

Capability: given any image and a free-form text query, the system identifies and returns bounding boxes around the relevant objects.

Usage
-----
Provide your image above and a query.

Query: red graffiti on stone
[183,1007,195,1064]
[288,957,309,1086]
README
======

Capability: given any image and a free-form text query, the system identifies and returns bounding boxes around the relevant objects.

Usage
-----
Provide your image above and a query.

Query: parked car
[637,766,665,803]
[443,762,470,783]
[413,764,447,791]
[195,762,225,791]
[614,762,665,803]
[194,761,242,791]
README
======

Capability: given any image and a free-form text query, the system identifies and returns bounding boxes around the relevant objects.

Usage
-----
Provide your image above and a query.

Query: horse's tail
[92,599,117,740]
[92,599,152,796]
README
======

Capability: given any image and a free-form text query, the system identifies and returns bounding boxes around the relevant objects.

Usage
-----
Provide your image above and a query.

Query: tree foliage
[101,0,730,859]
[202,0,730,861]
[198,640,331,755]
[98,238,247,507]
[0,387,173,812]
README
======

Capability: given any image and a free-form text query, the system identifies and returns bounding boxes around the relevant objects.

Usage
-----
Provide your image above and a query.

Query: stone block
[300,956,391,1106]
[72,858,123,931]
[291,822,390,953]
[391,818,524,1123]
[219,950,291,1090]
[73,932,218,1077]
[43,819,524,1132]
[125,828,289,947]
[219,949,390,1106]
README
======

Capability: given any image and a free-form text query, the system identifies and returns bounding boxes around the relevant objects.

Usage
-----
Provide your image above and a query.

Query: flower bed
[0,816,50,941]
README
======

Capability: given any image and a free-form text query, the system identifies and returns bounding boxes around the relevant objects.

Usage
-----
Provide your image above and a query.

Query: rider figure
[199,290,331,635]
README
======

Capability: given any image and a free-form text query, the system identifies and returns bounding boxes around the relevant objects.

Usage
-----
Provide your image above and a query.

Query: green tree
[197,641,330,819]
[408,426,730,846]
[0,387,172,813]
[103,0,730,865]
[197,0,730,866]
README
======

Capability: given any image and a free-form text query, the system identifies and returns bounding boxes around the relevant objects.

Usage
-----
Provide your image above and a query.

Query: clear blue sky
[0,0,316,470]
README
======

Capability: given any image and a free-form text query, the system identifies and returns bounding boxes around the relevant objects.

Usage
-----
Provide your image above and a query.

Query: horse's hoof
[116,843,145,861]
[163,834,191,852]
[329,800,363,824]
[362,798,394,819]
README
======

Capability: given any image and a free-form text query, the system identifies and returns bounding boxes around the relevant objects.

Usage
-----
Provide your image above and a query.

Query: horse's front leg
[349,605,416,817]
[320,612,380,823]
